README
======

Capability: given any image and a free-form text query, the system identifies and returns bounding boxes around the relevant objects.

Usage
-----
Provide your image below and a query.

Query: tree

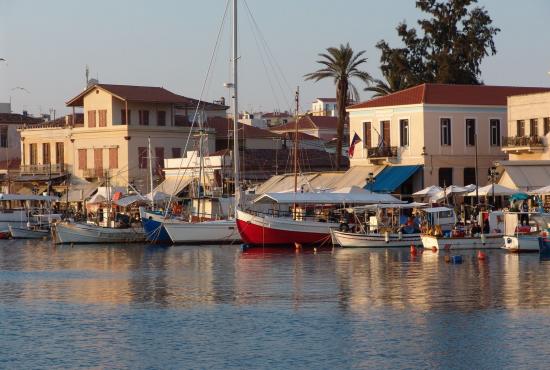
[304,43,372,170]
[376,0,500,88]
[365,65,409,97]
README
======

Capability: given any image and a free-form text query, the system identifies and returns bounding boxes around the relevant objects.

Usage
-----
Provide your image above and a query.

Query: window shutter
[78,149,87,170]
[109,148,118,169]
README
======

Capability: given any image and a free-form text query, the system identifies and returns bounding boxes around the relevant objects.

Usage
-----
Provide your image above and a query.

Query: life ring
[339,223,350,232]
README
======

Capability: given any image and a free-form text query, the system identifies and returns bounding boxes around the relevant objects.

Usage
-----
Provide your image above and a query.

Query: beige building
[498,91,550,191]
[347,83,550,194]
[19,84,225,193]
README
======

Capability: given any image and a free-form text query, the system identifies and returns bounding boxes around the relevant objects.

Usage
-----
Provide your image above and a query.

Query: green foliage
[304,43,372,169]
[373,0,500,94]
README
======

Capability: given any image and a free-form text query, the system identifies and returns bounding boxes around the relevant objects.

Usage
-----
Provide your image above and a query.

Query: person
[483,218,490,234]
[471,222,482,236]
[521,201,529,226]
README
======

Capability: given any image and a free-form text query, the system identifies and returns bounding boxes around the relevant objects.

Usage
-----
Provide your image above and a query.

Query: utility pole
[148,137,154,210]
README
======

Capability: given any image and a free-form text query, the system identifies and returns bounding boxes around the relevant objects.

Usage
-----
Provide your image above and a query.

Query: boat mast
[198,114,204,220]
[232,0,240,210]
[293,87,299,219]
[148,136,155,210]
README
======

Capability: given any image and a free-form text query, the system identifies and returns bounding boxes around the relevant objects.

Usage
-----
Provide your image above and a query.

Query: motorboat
[53,222,145,244]
[502,212,550,252]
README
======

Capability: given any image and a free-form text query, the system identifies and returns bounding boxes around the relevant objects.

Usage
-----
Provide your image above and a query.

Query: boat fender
[432,246,438,253]
[444,255,451,263]
[384,231,389,243]
[481,233,486,245]
[339,223,349,232]
[410,245,417,255]
[477,251,487,260]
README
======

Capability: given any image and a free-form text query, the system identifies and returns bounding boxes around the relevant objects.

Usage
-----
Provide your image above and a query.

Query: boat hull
[331,229,422,248]
[54,223,145,244]
[8,225,50,239]
[236,210,335,246]
[163,219,240,244]
[140,209,171,243]
[502,235,540,252]
[421,234,504,250]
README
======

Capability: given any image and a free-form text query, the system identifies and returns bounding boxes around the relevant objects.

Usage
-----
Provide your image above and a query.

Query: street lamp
[488,166,498,207]
[366,172,376,191]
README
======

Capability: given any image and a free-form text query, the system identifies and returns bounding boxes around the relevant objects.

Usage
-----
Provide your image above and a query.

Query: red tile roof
[66,83,228,110]
[280,131,322,141]
[271,115,338,132]
[348,83,550,109]
[0,113,43,125]
[315,97,337,102]
[206,117,282,139]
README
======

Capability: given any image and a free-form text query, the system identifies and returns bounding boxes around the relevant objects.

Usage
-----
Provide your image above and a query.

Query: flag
[348,132,362,157]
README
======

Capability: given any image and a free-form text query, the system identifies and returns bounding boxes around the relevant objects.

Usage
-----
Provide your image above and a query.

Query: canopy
[0,194,59,202]
[466,184,518,196]
[530,185,550,195]
[412,185,443,197]
[369,165,421,193]
[153,176,193,196]
[510,193,529,201]
[351,202,427,211]
[431,184,476,201]
[253,189,402,205]
[88,186,127,204]
[114,194,148,207]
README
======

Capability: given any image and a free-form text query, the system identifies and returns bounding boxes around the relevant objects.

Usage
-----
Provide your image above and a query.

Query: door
[94,148,103,177]
[382,121,390,146]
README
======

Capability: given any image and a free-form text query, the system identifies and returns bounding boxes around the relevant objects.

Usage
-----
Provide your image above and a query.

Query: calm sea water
[1,240,550,369]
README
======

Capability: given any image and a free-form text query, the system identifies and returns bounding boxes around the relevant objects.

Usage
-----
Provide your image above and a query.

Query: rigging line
[242,3,282,111]
[164,0,230,214]
[242,0,294,110]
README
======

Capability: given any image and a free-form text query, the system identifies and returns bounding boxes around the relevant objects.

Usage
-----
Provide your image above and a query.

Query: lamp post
[366,172,376,191]
[488,166,498,208]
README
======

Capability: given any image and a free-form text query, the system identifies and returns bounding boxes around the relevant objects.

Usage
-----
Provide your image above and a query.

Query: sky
[0,0,549,117]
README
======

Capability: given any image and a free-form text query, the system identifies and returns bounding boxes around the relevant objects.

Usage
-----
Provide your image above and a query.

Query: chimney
[22,110,28,117]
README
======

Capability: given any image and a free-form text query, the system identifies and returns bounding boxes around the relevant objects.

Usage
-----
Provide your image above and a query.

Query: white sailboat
[163,0,241,244]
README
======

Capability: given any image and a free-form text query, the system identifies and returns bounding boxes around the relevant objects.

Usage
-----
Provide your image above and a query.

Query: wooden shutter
[99,110,107,127]
[42,143,51,164]
[78,149,87,170]
[364,122,371,148]
[88,110,96,128]
[94,148,103,176]
[155,147,164,173]
[382,121,390,146]
[109,147,118,169]
[158,111,166,126]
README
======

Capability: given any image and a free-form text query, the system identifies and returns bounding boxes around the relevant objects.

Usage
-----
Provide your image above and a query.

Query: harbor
[2,241,550,368]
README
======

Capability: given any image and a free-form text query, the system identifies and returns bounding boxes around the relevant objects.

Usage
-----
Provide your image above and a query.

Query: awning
[499,163,550,191]
[253,190,402,205]
[369,165,421,193]
[153,176,193,196]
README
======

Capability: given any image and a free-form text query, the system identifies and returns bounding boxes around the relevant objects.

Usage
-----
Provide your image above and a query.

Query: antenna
[85,65,89,86]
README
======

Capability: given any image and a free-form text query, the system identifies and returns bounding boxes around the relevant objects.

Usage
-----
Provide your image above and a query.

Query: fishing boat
[0,194,60,230]
[237,189,401,246]
[421,211,504,250]
[140,208,171,243]
[8,224,50,239]
[331,204,456,248]
[502,212,550,253]
[53,222,145,244]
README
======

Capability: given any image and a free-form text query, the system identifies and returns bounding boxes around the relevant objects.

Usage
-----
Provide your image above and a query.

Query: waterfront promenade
[1,241,550,369]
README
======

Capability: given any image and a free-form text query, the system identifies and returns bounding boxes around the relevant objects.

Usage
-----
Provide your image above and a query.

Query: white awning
[412,185,443,197]
[466,184,518,196]
[115,194,148,207]
[153,176,193,195]
[253,190,402,205]
[88,186,127,204]
[499,163,550,191]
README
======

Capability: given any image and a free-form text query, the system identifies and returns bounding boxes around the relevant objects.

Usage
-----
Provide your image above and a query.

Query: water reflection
[2,242,550,312]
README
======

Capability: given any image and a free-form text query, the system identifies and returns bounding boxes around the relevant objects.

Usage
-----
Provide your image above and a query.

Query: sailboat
[161,0,242,244]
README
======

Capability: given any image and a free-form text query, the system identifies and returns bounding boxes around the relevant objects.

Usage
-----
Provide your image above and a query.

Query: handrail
[367,146,398,158]
[502,135,544,147]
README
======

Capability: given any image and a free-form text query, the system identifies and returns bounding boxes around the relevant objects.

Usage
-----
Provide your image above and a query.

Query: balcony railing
[83,168,111,179]
[501,136,545,153]
[367,146,398,159]
[20,163,65,175]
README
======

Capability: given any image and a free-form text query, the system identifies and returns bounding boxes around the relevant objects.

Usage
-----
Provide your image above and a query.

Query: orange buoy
[477,251,487,260]
[410,244,417,256]
[432,246,438,253]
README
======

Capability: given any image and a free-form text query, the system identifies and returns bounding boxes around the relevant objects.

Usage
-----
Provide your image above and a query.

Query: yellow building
[19,84,225,193]
[347,83,550,194]
[498,91,550,191]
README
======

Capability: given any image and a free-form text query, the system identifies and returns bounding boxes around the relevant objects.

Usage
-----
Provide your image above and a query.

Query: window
[172,147,181,158]
[530,119,538,137]
[0,126,7,148]
[464,167,476,186]
[157,111,166,126]
[94,148,103,173]
[109,148,118,169]
[381,120,390,146]
[78,149,87,170]
[55,142,64,165]
[88,110,96,128]
[42,143,51,164]
[155,147,164,174]
[438,168,453,187]
[490,119,501,146]
[30,143,38,165]
[440,118,452,145]
[98,109,107,127]
[517,120,525,137]
[363,122,371,148]
[139,110,149,125]
[465,119,476,146]
[138,147,147,169]
[121,109,131,125]
[544,117,550,136]
[399,119,409,147]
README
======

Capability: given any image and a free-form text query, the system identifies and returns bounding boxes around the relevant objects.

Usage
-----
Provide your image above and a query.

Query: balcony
[20,163,66,175]
[83,168,111,179]
[367,146,398,162]
[501,135,545,153]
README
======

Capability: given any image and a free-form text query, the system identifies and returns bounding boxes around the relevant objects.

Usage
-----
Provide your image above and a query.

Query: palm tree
[364,68,409,97]
[304,43,372,170]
